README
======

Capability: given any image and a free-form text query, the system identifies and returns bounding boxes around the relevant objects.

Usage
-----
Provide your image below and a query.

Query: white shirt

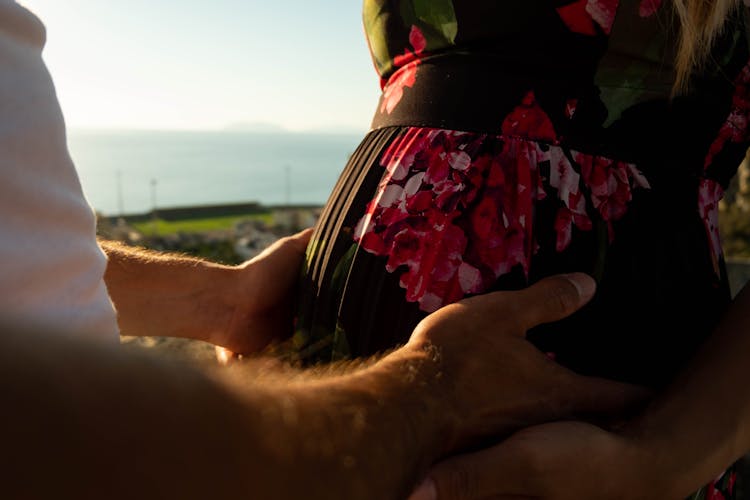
[0,1,119,341]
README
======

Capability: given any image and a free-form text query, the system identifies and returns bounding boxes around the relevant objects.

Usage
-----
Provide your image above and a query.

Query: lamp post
[284,165,291,207]
[116,169,124,217]
[150,178,158,235]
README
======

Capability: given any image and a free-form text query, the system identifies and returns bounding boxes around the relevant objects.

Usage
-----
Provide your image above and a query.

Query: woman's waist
[372,51,602,138]
[370,52,713,181]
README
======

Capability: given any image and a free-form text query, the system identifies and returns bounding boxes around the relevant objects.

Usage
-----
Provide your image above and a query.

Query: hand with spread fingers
[404,273,650,458]
[410,282,750,500]
[410,421,651,500]
[3,272,654,500]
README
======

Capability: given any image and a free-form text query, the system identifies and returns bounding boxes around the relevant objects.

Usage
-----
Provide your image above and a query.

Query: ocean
[67,130,364,216]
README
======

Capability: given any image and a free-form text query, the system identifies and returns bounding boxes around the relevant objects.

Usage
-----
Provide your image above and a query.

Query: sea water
[68,130,364,216]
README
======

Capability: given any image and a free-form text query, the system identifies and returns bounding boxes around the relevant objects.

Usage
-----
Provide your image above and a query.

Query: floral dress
[291,1,750,497]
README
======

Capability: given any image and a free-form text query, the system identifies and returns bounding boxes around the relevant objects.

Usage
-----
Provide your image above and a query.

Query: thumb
[256,227,313,259]
[286,227,314,251]
[462,273,594,336]
[408,444,529,500]
[513,273,596,331]
[246,227,313,269]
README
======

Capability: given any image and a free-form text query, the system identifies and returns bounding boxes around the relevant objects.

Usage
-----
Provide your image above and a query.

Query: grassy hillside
[132,212,273,236]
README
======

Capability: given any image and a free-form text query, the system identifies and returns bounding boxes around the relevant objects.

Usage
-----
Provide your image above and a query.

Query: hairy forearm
[100,240,237,340]
[1,323,449,499]
[225,348,450,499]
[625,283,750,497]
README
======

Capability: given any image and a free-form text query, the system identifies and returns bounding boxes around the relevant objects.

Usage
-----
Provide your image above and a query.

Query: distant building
[272,207,321,232]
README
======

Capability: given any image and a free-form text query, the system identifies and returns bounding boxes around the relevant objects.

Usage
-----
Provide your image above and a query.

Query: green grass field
[133,212,274,236]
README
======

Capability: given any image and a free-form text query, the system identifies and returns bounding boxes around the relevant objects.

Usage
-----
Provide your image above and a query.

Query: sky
[18,0,379,132]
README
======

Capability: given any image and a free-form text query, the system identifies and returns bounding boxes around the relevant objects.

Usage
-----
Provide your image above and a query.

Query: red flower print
[638,0,662,17]
[358,221,387,254]
[547,147,592,251]
[548,147,580,204]
[695,47,737,277]
[392,213,468,312]
[381,26,427,114]
[381,130,434,182]
[470,195,500,241]
[355,129,544,312]
[457,262,483,294]
[448,151,472,171]
[393,25,427,67]
[557,0,597,35]
[556,0,619,36]
[575,152,649,242]
[700,470,737,499]
[705,480,726,500]
[354,127,649,312]
[705,59,750,168]
[555,191,592,251]
[565,98,578,119]
[587,0,619,34]
[407,190,433,212]
[408,24,426,54]
[627,163,651,190]
[501,91,558,142]
[503,140,548,273]
[381,63,418,114]
[699,178,725,275]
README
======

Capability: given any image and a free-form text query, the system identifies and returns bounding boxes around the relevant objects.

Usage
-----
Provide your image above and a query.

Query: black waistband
[370,52,598,136]
[368,52,717,188]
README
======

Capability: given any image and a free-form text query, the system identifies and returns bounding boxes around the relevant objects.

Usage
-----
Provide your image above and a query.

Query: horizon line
[68,124,368,135]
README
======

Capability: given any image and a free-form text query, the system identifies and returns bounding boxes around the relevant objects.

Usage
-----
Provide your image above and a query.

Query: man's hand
[102,229,311,355]
[213,228,312,357]
[405,273,650,456]
[3,272,650,500]
[410,421,656,500]
[413,280,750,500]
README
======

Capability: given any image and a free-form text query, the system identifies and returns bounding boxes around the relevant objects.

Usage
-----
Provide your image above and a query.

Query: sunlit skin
[101,229,314,355]
[10,2,750,498]
[2,273,649,499]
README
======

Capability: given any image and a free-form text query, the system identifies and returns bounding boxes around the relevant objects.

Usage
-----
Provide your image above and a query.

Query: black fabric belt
[370,51,598,136]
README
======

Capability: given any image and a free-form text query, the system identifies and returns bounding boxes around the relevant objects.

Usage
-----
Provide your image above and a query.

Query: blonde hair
[672,0,741,92]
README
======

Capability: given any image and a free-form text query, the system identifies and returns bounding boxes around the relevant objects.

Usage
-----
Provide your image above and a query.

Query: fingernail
[562,273,596,302]
[408,478,437,500]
